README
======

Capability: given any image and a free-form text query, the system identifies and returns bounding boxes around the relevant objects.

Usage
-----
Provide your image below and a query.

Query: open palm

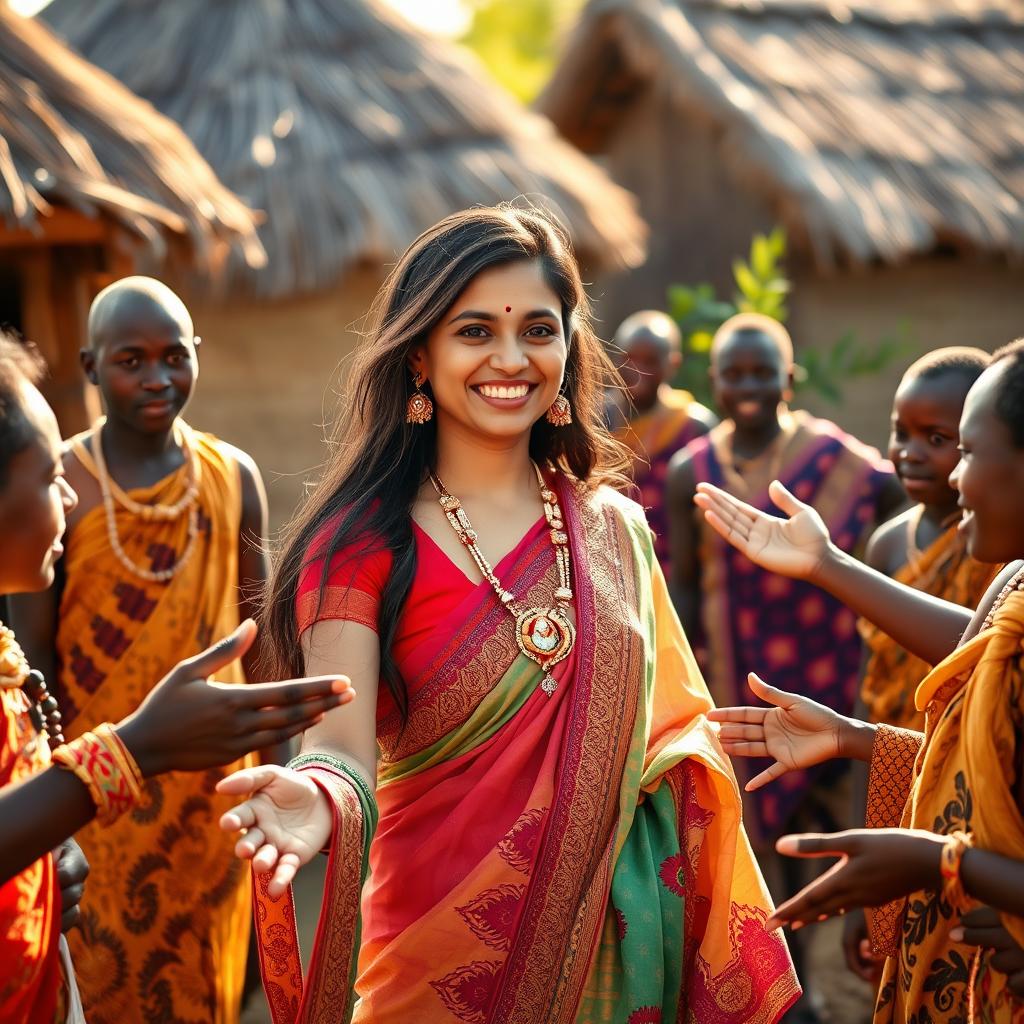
[694,480,831,580]
[217,765,332,895]
[709,674,846,790]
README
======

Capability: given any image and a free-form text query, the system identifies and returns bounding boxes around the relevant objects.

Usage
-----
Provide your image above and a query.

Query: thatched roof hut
[0,7,262,432]
[535,0,1024,448]
[1,6,261,269]
[539,0,1024,270]
[43,0,646,299]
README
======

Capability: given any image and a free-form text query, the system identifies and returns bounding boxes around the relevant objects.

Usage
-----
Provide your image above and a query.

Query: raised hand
[694,480,832,580]
[708,673,852,789]
[217,765,333,896]
[765,829,945,930]
[115,620,355,777]
[54,837,89,933]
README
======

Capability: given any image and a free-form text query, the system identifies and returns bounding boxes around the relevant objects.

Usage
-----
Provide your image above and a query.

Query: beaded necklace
[430,462,574,696]
[0,622,64,749]
[92,418,201,584]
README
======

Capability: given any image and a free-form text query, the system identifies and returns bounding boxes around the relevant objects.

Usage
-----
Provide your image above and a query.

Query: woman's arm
[218,618,380,896]
[1,623,351,882]
[694,481,985,666]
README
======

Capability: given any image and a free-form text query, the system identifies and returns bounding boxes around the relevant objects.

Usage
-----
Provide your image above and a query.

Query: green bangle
[288,751,376,812]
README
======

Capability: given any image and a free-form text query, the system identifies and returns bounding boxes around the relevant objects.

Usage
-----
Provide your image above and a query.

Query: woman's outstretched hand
[709,673,866,789]
[115,620,355,777]
[765,829,945,930]
[694,480,832,581]
[217,765,332,896]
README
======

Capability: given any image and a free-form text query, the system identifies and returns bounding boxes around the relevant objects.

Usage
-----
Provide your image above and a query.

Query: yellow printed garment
[56,423,252,1024]
[874,589,1024,1023]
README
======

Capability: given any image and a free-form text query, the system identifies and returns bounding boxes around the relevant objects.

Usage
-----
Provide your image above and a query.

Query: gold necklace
[92,420,201,584]
[430,463,575,696]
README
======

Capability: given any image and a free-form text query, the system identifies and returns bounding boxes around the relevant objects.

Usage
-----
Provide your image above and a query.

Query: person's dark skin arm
[232,451,290,767]
[0,622,354,883]
[666,452,701,641]
[694,480,988,665]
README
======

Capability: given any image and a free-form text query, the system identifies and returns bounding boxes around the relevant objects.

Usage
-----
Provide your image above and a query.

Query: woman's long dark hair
[262,205,629,721]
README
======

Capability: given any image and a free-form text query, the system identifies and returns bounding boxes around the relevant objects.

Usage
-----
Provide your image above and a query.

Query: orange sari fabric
[859,518,997,730]
[871,590,1024,1022]
[0,688,60,1024]
[56,424,252,1024]
[264,477,798,1022]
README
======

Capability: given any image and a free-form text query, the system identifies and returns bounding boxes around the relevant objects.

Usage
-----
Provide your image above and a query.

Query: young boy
[859,348,996,730]
[611,310,717,575]
[10,277,271,1024]
[0,334,351,1024]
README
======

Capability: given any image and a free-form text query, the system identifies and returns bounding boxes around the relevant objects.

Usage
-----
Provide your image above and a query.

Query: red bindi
[505,306,512,313]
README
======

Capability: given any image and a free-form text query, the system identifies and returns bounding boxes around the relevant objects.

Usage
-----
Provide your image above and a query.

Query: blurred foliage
[459,0,586,103]
[667,228,912,408]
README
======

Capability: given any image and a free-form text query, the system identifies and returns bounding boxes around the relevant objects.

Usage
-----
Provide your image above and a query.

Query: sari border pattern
[491,482,646,1022]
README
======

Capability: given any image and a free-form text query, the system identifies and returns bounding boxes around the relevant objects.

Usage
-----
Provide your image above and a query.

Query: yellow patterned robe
[56,423,253,1024]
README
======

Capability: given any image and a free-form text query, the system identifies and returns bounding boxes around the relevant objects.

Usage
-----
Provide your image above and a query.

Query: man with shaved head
[612,309,717,575]
[10,276,270,1023]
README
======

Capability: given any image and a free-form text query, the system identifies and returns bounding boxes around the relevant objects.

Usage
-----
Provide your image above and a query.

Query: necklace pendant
[515,606,575,693]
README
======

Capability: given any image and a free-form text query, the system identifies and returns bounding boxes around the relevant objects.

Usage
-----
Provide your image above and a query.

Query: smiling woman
[217,205,800,1022]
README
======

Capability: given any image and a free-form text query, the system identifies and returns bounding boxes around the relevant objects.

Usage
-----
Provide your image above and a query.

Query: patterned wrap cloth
[56,424,254,1024]
[866,589,1024,1022]
[687,411,894,843]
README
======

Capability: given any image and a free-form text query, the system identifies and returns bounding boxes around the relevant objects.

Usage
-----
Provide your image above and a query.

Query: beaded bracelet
[52,725,144,825]
[940,830,974,913]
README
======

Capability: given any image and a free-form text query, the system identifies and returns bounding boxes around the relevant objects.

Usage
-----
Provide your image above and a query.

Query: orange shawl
[872,590,1024,1022]
[56,423,252,1024]
[859,517,997,730]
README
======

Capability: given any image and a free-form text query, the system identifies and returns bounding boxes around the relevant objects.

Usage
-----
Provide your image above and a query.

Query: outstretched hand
[694,480,831,581]
[218,765,333,896]
[708,673,848,789]
[115,620,355,777]
[766,829,945,931]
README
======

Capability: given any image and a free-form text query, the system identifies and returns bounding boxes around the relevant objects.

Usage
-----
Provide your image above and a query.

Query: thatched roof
[0,7,262,268]
[42,0,647,299]
[538,0,1024,268]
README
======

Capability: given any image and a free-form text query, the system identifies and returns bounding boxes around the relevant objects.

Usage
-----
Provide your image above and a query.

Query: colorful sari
[687,412,894,842]
[859,514,997,730]
[56,423,253,1024]
[618,387,712,575]
[0,687,60,1024]
[866,590,1024,1022]
[255,475,799,1022]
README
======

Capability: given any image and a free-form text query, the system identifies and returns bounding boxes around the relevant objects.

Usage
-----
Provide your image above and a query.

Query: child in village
[0,334,354,1023]
[609,310,717,576]
[844,348,996,984]
[698,338,1024,1020]
[9,276,274,1023]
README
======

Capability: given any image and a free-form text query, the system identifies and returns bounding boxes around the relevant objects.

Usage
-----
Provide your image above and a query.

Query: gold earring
[406,372,433,424]
[546,393,572,426]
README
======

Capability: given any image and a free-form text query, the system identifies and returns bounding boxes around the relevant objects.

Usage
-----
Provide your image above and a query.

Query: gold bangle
[940,830,974,913]
[52,726,140,825]
[95,723,145,797]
